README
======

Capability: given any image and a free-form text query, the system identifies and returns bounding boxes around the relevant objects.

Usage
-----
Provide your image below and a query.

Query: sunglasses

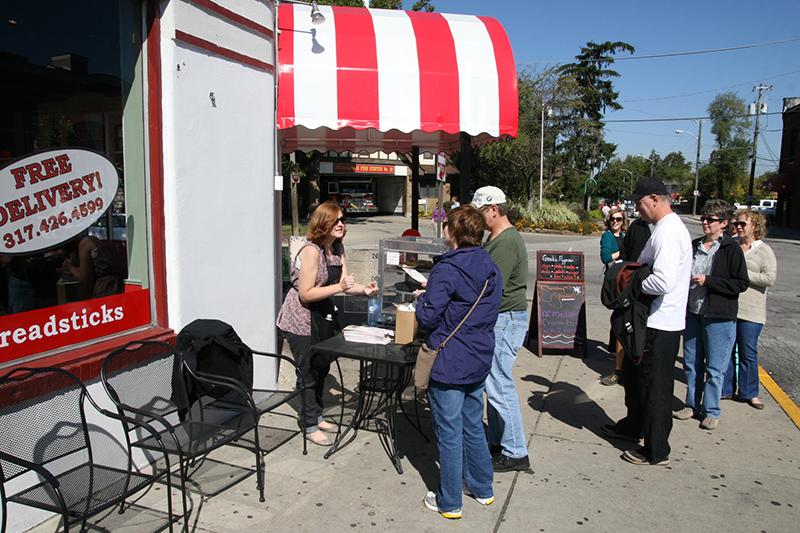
[700,216,723,224]
[610,217,624,222]
[335,216,346,225]
[733,221,748,228]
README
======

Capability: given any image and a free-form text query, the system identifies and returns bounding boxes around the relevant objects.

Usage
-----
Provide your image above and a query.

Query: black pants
[283,330,331,432]
[615,328,681,463]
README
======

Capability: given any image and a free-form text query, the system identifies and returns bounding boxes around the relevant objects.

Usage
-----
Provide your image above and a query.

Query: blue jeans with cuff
[429,380,494,513]
[683,313,736,419]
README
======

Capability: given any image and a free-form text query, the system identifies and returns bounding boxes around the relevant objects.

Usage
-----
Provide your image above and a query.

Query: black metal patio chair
[0,366,176,533]
[100,340,264,529]
[176,319,308,456]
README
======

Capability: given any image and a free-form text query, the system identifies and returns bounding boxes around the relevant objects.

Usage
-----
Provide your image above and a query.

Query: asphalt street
[339,210,800,403]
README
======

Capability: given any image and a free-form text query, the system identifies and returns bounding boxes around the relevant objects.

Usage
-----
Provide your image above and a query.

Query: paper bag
[395,308,419,344]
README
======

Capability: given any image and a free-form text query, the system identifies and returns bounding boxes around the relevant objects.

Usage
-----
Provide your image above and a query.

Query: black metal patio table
[312,331,427,474]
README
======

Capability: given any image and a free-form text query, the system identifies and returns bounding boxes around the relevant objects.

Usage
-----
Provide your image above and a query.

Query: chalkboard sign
[528,281,587,357]
[537,251,584,281]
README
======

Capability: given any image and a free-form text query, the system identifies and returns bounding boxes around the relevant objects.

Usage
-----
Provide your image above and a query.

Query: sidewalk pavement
[25,215,800,532]
[27,334,800,533]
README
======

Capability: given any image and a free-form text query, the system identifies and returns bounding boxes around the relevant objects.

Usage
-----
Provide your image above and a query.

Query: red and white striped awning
[277,3,518,154]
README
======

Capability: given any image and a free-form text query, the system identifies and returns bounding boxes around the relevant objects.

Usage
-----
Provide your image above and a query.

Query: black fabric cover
[176,319,254,407]
[601,261,655,363]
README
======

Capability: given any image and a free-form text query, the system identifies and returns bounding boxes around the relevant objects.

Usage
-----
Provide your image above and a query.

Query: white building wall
[160,0,281,379]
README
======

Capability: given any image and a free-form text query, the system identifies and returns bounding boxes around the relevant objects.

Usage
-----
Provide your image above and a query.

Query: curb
[760,365,800,431]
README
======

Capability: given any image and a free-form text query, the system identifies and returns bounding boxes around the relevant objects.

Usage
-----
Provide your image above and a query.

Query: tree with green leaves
[553,41,634,202]
[463,67,580,207]
[706,91,751,199]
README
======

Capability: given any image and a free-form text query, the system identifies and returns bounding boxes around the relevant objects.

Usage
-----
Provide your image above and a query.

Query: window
[0,0,150,366]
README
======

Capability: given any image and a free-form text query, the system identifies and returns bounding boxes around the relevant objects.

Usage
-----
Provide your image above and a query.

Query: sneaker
[700,416,719,430]
[673,407,695,420]
[492,454,530,473]
[622,449,669,466]
[423,492,461,519]
[600,372,620,386]
[462,486,494,506]
[600,424,640,443]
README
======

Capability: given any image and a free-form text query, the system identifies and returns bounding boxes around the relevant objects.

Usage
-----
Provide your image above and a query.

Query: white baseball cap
[470,186,507,208]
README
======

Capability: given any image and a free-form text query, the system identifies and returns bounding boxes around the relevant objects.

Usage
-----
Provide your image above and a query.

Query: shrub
[511,200,601,234]
[516,200,580,226]
[588,209,603,220]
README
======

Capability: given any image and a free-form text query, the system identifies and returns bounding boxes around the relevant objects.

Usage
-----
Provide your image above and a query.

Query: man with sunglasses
[674,200,748,431]
[471,186,530,472]
[601,177,692,466]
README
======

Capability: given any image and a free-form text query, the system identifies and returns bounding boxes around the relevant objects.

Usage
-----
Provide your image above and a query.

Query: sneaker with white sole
[673,407,695,420]
[423,491,462,519]
[462,485,494,506]
[700,416,719,430]
[622,449,669,466]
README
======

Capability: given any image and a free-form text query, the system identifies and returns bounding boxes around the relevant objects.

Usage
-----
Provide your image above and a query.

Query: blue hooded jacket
[416,246,502,385]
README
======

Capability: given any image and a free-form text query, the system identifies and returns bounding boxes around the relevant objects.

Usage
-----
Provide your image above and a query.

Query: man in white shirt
[601,177,692,466]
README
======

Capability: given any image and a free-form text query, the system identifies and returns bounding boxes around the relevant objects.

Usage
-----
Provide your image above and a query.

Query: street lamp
[620,168,633,195]
[638,153,657,178]
[676,121,703,217]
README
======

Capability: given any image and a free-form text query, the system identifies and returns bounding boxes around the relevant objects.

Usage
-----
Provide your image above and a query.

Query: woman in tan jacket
[721,209,777,409]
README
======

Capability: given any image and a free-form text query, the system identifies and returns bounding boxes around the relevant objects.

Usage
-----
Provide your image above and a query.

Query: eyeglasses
[442,221,449,229]
[610,217,624,222]
[700,216,723,224]
[335,216,346,225]
[733,221,748,228]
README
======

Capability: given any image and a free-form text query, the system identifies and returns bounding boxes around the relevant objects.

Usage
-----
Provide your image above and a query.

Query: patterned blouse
[687,236,721,315]
[276,242,344,336]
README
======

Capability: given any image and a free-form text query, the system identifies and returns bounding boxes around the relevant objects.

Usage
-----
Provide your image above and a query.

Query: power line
[620,69,800,103]
[517,37,800,65]
[604,111,783,123]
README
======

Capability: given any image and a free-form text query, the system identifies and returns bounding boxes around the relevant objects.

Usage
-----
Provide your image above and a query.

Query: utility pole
[692,121,703,218]
[747,85,772,207]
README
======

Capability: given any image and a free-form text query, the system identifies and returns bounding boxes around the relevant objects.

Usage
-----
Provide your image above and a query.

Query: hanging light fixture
[281,1,326,25]
[310,1,325,25]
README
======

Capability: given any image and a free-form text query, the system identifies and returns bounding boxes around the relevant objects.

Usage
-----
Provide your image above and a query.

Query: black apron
[308,259,342,347]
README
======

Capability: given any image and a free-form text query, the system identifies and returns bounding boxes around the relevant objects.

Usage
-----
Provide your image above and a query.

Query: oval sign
[0,148,119,255]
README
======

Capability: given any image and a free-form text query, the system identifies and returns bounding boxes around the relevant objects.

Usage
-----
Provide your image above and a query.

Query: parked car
[87,213,127,241]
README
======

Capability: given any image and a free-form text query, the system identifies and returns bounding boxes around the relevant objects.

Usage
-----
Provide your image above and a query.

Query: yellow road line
[760,365,800,430]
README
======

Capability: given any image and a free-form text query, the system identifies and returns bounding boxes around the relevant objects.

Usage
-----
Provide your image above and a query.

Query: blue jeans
[429,380,494,513]
[683,313,736,419]
[486,310,529,459]
[722,320,763,400]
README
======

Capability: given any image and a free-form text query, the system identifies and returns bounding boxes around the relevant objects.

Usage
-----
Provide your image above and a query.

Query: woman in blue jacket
[599,207,628,386]
[416,206,502,520]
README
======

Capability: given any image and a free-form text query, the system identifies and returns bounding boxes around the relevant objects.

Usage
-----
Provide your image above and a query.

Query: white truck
[734,199,776,219]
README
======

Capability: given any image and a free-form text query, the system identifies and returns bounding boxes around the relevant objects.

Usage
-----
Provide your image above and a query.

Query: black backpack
[176,319,254,407]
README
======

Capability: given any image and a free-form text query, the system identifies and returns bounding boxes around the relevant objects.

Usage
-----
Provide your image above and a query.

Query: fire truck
[327,179,378,213]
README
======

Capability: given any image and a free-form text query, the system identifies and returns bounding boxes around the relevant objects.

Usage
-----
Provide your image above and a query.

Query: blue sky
[431,0,799,176]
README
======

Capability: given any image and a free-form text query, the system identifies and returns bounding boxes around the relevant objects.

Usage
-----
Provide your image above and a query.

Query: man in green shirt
[471,186,530,472]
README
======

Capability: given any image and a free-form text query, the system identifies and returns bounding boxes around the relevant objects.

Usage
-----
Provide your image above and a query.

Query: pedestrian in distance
[673,200,748,431]
[471,186,531,473]
[415,206,502,519]
[601,177,692,466]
